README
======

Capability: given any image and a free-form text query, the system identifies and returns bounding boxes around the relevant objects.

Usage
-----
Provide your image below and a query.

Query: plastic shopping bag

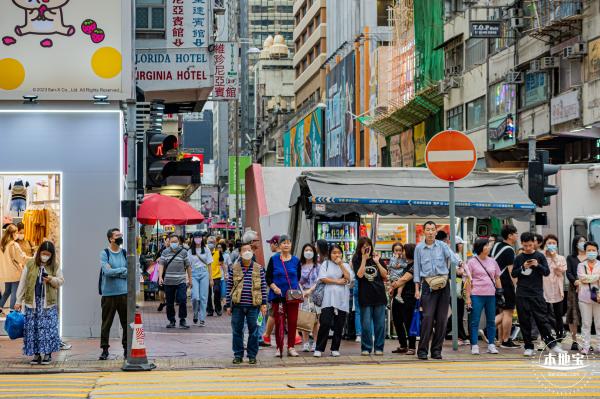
[4,310,25,340]
[149,263,159,283]
[408,300,422,337]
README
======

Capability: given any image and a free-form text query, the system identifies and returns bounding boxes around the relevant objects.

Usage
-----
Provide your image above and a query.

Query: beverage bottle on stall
[317,224,322,240]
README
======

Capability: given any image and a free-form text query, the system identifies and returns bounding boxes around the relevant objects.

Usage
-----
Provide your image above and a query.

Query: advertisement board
[167,0,209,49]
[212,42,239,100]
[136,49,212,92]
[551,89,580,125]
[389,134,402,167]
[228,155,252,195]
[325,52,355,166]
[413,122,427,167]
[283,108,323,166]
[0,0,132,100]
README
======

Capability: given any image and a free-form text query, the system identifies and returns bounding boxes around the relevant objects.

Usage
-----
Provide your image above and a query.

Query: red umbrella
[137,193,204,225]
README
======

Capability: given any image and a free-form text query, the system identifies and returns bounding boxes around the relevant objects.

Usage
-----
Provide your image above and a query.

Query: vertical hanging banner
[212,42,239,100]
[167,0,208,49]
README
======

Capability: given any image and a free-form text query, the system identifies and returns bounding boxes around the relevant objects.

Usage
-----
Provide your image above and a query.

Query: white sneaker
[355,336,361,343]
[310,343,316,352]
[361,351,370,356]
[374,351,384,356]
[287,347,299,357]
[313,350,322,358]
[551,345,567,354]
[487,344,499,354]
[331,351,340,357]
[524,349,534,357]
[275,349,281,357]
[471,345,480,355]
[302,343,310,352]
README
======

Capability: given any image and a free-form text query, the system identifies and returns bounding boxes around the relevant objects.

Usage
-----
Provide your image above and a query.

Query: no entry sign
[425,130,476,182]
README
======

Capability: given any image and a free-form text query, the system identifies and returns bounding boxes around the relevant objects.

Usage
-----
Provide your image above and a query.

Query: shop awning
[289,168,535,220]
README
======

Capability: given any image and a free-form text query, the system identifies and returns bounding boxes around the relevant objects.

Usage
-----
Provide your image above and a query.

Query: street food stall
[288,168,536,258]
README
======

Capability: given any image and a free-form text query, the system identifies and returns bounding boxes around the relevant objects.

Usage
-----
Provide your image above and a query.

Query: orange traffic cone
[122,312,156,371]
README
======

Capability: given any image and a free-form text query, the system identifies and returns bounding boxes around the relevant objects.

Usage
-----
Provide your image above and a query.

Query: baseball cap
[266,235,281,244]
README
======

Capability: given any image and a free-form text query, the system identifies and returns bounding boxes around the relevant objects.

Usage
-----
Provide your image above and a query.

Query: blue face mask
[587,251,598,260]
[546,244,557,252]
[170,243,179,251]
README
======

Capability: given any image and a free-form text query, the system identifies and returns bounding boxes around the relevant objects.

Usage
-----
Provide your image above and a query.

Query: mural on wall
[0,0,127,99]
[283,108,323,167]
[325,52,355,167]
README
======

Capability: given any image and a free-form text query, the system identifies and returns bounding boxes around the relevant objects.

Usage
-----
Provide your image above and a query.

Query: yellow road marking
[87,393,600,399]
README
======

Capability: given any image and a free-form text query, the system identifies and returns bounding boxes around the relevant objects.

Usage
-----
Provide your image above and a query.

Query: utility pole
[528,135,536,233]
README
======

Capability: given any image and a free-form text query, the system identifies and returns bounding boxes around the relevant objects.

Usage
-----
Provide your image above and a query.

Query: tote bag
[408,300,422,337]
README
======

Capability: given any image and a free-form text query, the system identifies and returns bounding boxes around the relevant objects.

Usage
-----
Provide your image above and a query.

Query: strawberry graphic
[81,19,97,35]
[91,28,105,44]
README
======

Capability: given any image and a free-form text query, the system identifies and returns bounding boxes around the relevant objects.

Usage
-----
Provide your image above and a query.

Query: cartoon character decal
[2,1,105,48]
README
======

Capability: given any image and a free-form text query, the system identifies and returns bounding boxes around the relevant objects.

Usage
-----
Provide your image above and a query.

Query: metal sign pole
[449,181,458,351]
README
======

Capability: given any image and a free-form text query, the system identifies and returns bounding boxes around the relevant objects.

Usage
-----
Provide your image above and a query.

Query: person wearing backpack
[158,234,192,329]
[491,224,520,349]
[98,228,128,361]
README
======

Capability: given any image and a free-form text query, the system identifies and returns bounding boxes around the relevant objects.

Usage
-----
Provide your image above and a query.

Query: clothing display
[8,181,29,216]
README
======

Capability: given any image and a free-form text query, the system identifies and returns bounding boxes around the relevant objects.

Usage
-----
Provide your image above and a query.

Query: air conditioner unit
[445,65,462,77]
[448,76,462,89]
[541,56,560,69]
[511,17,526,29]
[438,80,449,95]
[564,43,587,59]
[505,71,523,84]
[530,59,541,72]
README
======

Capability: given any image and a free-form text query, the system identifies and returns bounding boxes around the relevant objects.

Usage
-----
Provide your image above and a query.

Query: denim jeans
[0,282,19,309]
[191,267,210,322]
[470,295,496,346]
[165,283,188,323]
[231,305,260,359]
[360,304,386,353]
[354,284,362,336]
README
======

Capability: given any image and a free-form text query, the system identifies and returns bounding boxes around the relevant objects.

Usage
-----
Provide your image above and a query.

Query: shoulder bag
[473,257,505,308]
[281,256,303,304]
[311,261,328,307]
[161,248,184,281]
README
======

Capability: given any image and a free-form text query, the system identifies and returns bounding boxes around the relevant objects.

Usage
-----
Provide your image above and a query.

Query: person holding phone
[314,244,353,357]
[352,237,388,356]
[576,241,600,355]
[15,241,63,365]
[512,232,567,356]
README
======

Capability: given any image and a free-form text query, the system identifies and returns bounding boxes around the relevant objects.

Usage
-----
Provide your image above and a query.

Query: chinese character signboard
[0,0,132,100]
[212,42,239,100]
[136,49,212,92]
[167,0,209,49]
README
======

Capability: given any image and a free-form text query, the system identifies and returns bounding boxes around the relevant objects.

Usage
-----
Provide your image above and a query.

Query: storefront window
[447,106,463,131]
[488,82,516,120]
[521,72,548,108]
[466,97,486,131]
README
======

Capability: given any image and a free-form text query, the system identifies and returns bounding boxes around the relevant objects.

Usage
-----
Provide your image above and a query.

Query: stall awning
[289,168,535,220]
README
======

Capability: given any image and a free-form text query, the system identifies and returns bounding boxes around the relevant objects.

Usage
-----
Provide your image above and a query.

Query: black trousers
[165,283,188,323]
[548,301,565,337]
[100,294,127,350]
[418,283,450,357]
[516,295,556,350]
[446,297,468,340]
[207,277,222,314]
[392,293,416,349]
[316,307,347,352]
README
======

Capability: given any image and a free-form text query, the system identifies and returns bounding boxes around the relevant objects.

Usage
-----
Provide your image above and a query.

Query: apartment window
[445,42,463,73]
[136,0,165,30]
[377,0,393,26]
[488,82,516,120]
[315,12,321,26]
[466,97,486,130]
[521,72,548,108]
[444,0,464,19]
[464,38,486,70]
[559,58,582,94]
[447,106,463,131]
[488,11,515,54]
[277,5,293,13]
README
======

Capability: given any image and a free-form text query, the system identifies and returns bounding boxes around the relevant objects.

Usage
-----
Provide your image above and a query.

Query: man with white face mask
[225,242,267,365]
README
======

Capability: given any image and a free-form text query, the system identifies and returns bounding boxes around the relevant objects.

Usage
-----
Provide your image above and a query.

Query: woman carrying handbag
[266,235,302,357]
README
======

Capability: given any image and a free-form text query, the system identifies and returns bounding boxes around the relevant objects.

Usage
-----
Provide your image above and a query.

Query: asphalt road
[3,359,600,398]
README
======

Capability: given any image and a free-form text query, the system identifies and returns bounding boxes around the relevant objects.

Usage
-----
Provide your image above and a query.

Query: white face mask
[578,242,586,251]
[16,234,24,241]
[40,255,51,263]
[194,237,203,245]
[241,251,253,261]
[303,251,314,260]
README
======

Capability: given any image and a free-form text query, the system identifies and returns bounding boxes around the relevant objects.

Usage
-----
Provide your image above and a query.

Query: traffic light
[145,130,201,188]
[528,150,560,207]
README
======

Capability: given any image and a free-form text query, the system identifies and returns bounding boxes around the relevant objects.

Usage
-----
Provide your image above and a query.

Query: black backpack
[98,248,127,295]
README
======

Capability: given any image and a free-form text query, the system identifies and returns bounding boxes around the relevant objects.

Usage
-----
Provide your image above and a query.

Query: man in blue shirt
[414,221,459,360]
[99,228,128,361]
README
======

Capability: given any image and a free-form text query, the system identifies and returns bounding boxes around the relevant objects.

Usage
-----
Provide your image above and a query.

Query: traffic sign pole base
[122,360,156,372]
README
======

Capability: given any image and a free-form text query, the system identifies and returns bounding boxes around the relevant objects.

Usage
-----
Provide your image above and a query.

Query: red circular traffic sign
[425,130,476,182]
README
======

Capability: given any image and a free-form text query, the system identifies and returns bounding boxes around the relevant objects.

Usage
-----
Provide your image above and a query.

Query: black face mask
[115,237,124,246]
